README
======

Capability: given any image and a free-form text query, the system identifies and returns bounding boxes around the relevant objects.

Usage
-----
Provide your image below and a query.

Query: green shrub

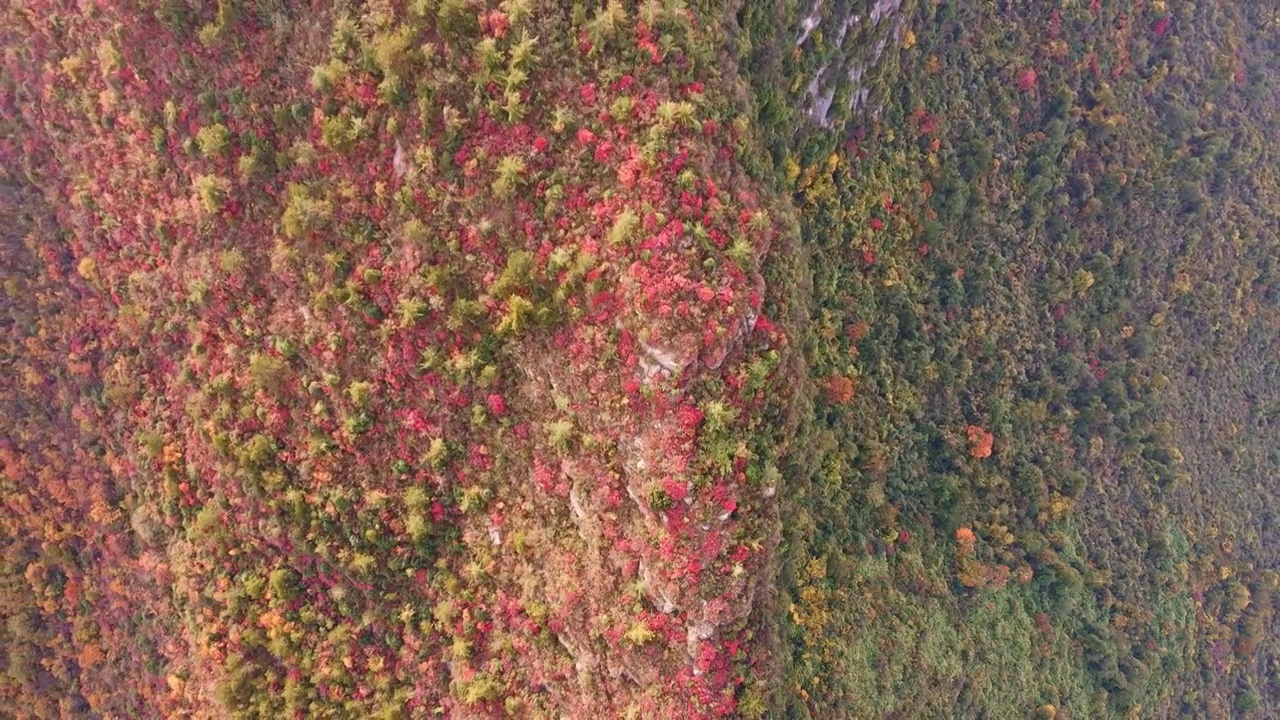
[196,123,230,157]
[281,184,333,239]
[192,174,227,214]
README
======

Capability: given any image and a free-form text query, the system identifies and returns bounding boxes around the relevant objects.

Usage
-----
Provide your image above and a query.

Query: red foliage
[1016,68,1038,93]
[5,2,784,716]
[487,393,507,417]
[480,10,511,38]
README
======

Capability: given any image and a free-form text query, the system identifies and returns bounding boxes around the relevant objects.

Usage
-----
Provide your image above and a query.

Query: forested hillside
[2,0,1276,718]
[4,2,792,716]
[735,0,1278,716]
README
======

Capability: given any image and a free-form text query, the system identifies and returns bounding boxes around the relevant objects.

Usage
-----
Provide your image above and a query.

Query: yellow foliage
[60,54,86,82]
[806,556,828,580]
[77,256,97,281]
[1072,268,1096,296]
[450,636,470,660]
[784,155,801,187]
[623,622,656,646]
[95,39,121,76]
[1048,493,1073,520]
[192,174,226,214]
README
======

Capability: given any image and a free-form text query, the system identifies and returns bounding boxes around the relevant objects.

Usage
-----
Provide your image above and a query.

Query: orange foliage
[957,558,1011,590]
[966,424,993,459]
[822,375,857,405]
[78,642,105,669]
[1,446,24,481]
[846,320,871,343]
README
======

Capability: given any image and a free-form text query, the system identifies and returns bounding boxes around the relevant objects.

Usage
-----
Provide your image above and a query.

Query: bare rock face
[639,559,679,615]
[872,0,902,25]
[392,140,410,179]
[800,0,906,125]
[637,339,695,385]
[503,238,774,714]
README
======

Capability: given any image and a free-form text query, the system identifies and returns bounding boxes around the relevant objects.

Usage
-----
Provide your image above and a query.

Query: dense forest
[3,0,1276,718]
[737,0,1278,716]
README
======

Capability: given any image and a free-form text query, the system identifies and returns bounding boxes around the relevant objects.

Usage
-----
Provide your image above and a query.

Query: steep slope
[736,0,1278,716]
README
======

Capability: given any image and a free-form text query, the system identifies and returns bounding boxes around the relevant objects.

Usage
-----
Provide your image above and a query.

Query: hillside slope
[736,0,1278,716]
[3,2,794,716]
[2,0,1276,718]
